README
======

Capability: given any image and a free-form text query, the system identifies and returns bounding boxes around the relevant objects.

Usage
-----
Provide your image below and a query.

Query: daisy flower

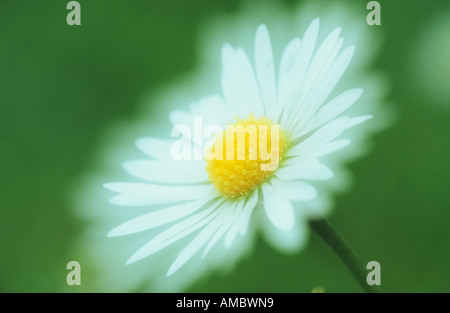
[104,18,371,277]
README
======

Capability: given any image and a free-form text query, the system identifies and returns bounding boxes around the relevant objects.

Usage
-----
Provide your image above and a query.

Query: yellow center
[205,114,287,197]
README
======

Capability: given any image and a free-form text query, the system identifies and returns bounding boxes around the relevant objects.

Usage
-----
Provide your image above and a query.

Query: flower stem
[309,218,380,293]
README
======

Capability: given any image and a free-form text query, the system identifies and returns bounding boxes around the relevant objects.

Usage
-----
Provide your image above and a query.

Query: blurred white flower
[72,1,390,292]
[105,20,371,276]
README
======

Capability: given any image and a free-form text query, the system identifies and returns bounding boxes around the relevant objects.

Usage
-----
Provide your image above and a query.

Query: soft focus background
[1,0,449,293]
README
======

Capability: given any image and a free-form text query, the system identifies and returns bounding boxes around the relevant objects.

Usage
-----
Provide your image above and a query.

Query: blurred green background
[1,0,449,293]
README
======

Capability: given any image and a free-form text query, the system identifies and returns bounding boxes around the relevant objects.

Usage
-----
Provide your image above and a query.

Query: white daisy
[104,19,371,277]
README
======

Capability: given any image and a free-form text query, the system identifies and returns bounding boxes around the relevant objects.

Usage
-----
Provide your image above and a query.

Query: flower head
[104,19,371,277]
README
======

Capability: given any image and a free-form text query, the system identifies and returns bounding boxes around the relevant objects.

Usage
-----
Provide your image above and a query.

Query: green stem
[309,218,380,293]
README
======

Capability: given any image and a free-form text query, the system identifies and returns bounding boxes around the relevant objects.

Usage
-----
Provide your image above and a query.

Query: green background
[1,0,449,292]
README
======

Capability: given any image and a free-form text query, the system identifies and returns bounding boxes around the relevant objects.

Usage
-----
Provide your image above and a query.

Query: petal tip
[125,256,137,266]
[103,183,116,191]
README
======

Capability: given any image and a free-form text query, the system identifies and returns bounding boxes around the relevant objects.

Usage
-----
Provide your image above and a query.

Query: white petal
[255,24,276,117]
[270,178,317,201]
[167,205,230,276]
[238,190,259,236]
[348,115,372,127]
[276,158,333,181]
[169,110,203,147]
[107,196,215,237]
[123,160,208,184]
[302,27,342,94]
[235,48,264,116]
[292,18,320,88]
[224,200,246,248]
[292,27,342,115]
[285,30,344,131]
[221,44,259,117]
[169,110,194,127]
[290,45,356,136]
[279,18,319,126]
[297,139,350,158]
[126,199,223,265]
[104,183,215,206]
[315,45,356,106]
[190,95,232,127]
[262,218,307,254]
[276,37,301,122]
[108,194,158,206]
[298,88,363,136]
[287,117,352,157]
[135,138,173,160]
[202,201,238,258]
[262,183,295,230]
